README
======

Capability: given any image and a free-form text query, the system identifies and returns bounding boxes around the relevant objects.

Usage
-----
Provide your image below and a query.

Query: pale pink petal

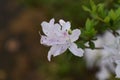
[48,45,57,61]
[70,29,81,42]
[41,21,52,36]
[47,45,67,61]
[54,23,62,36]
[41,35,68,46]
[59,19,71,31]
[53,44,68,57]
[41,18,55,36]
[49,18,55,24]
[69,43,84,57]
[40,35,52,46]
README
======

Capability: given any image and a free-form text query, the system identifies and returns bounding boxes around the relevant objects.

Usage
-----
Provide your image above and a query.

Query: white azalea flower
[101,35,120,79]
[84,31,120,79]
[40,18,84,61]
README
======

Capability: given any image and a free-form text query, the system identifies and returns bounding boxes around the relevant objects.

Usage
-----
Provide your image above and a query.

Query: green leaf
[85,18,94,31]
[108,9,116,21]
[115,8,120,18]
[104,16,110,23]
[98,3,104,12]
[89,41,95,49]
[82,5,91,12]
[84,28,97,38]
[76,41,86,49]
[97,3,106,17]
[84,18,97,37]
[89,29,96,36]
[85,18,91,30]
[90,0,97,13]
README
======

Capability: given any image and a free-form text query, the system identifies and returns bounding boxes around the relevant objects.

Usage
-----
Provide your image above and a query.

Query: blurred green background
[0,0,119,80]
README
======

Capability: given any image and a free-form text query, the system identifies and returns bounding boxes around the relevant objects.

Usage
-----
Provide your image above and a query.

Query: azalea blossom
[94,32,120,80]
[40,18,84,61]
[97,32,120,79]
[84,31,120,80]
[102,36,120,78]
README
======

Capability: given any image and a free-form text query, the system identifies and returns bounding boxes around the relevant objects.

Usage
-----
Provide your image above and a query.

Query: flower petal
[41,18,55,36]
[59,19,71,31]
[96,66,110,80]
[47,45,67,61]
[49,18,55,24]
[54,23,62,36]
[53,44,68,57]
[48,45,57,61]
[115,60,120,64]
[40,35,66,46]
[69,43,84,57]
[70,29,81,42]
[41,22,52,36]
[115,64,120,78]
[40,35,51,46]
[115,60,120,78]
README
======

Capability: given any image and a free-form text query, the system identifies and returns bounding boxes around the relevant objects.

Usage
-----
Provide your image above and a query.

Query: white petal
[41,18,55,36]
[40,35,49,45]
[47,45,67,61]
[103,44,118,55]
[49,18,55,24]
[59,19,66,26]
[102,31,115,45]
[59,19,71,31]
[115,60,120,64]
[96,66,110,80]
[48,45,57,61]
[84,49,100,68]
[53,44,68,57]
[70,29,81,42]
[115,64,120,78]
[41,21,54,37]
[84,36,103,68]
[54,23,62,36]
[69,43,84,57]
[40,35,66,46]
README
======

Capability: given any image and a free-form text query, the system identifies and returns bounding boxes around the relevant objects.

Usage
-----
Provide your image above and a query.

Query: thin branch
[85,46,104,49]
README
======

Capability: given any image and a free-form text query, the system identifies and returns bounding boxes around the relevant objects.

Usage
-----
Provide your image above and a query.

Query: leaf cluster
[81,0,120,49]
